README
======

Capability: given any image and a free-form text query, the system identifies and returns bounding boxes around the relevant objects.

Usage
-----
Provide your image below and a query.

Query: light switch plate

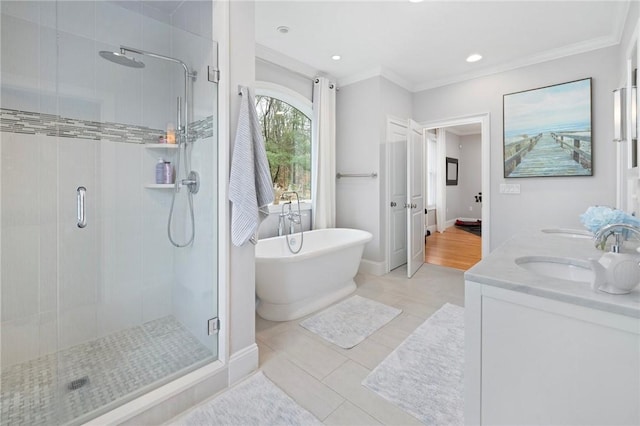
[500,183,521,194]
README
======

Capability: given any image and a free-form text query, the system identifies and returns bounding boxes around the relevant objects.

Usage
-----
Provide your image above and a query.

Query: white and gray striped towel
[229,86,274,246]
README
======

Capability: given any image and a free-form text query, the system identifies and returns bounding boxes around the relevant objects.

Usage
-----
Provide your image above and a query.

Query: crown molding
[255,43,317,80]
[413,34,621,93]
[337,66,415,92]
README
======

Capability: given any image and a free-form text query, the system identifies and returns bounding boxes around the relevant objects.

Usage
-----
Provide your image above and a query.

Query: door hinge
[208,66,220,84]
[207,317,220,335]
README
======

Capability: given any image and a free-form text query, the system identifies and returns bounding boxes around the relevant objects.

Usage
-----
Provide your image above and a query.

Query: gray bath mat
[362,303,464,425]
[299,295,402,349]
[171,371,321,425]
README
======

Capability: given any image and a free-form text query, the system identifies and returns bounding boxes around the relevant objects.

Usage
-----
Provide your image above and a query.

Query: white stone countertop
[464,230,640,318]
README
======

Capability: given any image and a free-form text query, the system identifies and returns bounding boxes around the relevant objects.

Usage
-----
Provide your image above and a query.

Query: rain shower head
[99,50,145,68]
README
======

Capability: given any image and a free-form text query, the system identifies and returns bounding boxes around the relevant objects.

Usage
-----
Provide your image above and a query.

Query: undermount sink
[540,228,593,239]
[515,256,594,282]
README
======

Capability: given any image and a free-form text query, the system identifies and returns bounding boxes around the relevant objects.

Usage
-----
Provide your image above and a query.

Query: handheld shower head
[99,50,145,68]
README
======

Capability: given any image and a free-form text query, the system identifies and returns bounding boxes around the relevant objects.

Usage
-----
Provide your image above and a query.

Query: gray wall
[336,77,383,262]
[413,46,619,249]
[459,134,482,219]
[336,76,412,266]
[445,131,462,222]
[444,131,482,223]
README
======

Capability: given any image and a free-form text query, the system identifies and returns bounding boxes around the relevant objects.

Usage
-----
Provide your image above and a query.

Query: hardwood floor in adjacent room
[425,226,481,270]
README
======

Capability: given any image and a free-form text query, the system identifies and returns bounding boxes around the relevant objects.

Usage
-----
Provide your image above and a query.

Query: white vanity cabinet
[465,281,640,425]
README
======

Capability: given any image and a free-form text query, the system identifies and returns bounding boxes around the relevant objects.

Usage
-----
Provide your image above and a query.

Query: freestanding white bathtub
[255,228,372,321]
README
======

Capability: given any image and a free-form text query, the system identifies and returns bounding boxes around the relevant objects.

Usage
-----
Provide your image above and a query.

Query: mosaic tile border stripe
[0,108,214,144]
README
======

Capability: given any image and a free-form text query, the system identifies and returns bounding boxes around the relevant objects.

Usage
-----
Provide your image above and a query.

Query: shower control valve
[180,171,200,194]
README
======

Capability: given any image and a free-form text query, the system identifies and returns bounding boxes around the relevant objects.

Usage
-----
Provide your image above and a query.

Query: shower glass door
[0,1,218,424]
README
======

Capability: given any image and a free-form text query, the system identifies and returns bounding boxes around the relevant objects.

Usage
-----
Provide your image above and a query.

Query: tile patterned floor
[1,316,214,426]
[256,264,465,425]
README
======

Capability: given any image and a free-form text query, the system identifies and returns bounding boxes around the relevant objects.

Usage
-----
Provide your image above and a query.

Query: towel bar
[336,172,378,179]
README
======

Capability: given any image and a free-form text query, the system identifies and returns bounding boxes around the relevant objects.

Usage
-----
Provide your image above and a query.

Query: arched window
[255,95,312,201]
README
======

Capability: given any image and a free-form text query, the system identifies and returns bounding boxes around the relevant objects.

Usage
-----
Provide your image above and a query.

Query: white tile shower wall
[0,138,177,367]
[57,0,95,40]
[0,133,60,368]
[170,10,218,349]
[58,30,101,122]
[38,136,58,315]
[96,39,145,128]
[172,0,214,41]
[57,138,99,314]
[140,145,174,325]
[174,25,216,123]
[95,1,142,49]
[0,1,40,24]
[0,14,40,112]
[141,17,175,132]
[39,25,58,116]
[0,1,214,368]
[1,316,40,368]
[172,135,216,348]
[97,141,145,336]
[1,3,177,132]
[1,134,40,323]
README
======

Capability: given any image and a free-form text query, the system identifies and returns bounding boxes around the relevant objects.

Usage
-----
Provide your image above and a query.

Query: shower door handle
[77,186,87,228]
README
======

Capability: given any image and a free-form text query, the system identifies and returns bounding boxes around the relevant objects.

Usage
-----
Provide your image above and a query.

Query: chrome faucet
[277,192,302,237]
[277,212,286,236]
[594,223,640,252]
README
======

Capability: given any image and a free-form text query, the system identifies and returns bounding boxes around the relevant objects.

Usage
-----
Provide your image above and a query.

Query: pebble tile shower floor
[1,316,213,425]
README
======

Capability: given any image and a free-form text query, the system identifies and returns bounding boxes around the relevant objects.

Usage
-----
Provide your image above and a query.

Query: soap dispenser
[155,158,165,184]
[589,253,640,294]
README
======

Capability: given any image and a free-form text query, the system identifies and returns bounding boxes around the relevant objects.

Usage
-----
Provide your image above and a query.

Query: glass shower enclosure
[0,1,218,424]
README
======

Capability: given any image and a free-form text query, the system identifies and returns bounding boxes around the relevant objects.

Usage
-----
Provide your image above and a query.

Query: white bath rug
[362,303,464,425]
[171,371,321,426]
[299,295,402,349]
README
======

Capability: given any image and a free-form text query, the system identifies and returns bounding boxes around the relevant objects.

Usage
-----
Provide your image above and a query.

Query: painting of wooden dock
[503,78,592,178]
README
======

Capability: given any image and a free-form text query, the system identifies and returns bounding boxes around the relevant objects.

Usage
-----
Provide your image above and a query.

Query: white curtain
[311,77,336,229]
[435,128,447,233]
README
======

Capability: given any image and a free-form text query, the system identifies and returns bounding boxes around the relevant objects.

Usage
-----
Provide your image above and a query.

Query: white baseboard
[228,343,259,386]
[90,361,228,425]
[445,219,456,228]
[426,224,437,234]
[457,217,481,222]
[359,259,386,276]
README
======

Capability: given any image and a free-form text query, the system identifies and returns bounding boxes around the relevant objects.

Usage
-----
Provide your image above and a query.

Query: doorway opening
[423,114,490,270]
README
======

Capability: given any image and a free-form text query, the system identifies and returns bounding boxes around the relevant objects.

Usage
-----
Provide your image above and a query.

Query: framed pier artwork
[503,78,592,178]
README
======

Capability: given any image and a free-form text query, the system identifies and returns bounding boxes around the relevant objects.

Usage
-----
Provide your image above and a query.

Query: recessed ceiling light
[409,0,424,3]
[331,55,341,61]
[276,26,290,34]
[466,53,483,63]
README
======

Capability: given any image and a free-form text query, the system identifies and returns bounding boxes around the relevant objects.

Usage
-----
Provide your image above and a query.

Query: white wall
[336,76,412,268]
[414,46,619,250]
[460,134,482,219]
[227,0,260,383]
[256,59,313,102]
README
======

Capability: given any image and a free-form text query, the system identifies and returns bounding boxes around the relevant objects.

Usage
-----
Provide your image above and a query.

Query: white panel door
[407,119,425,278]
[388,120,407,271]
